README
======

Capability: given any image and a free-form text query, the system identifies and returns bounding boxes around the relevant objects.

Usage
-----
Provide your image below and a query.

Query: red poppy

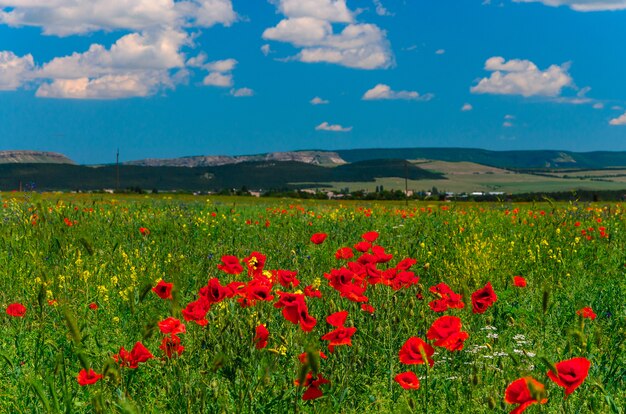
[295,372,330,400]
[217,255,244,275]
[398,337,435,367]
[354,241,372,252]
[76,368,103,386]
[471,282,497,314]
[158,317,186,335]
[396,258,417,271]
[428,283,464,312]
[576,307,596,320]
[88,302,98,310]
[159,335,184,358]
[326,311,348,327]
[394,371,420,390]
[310,233,328,244]
[546,357,591,396]
[244,251,267,276]
[426,316,469,351]
[335,247,354,260]
[254,324,269,349]
[200,278,228,304]
[504,377,547,414]
[113,342,154,369]
[303,285,322,298]
[362,231,379,242]
[321,327,357,353]
[139,227,150,235]
[152,280,173,300]
[372,245,393,263]
[275,269,300,288]
[513,276,527,287]
[360,304,375,314]
[6,303,26,317]
[298,351,328,364]
[181,298,209,326]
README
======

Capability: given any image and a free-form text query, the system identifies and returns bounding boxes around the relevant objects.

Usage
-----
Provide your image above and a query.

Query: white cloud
[0,0,239,99]
[504,114,515,119]
[612,105,623,111]
[230,87,254,97]
[0,0,237,36]
[503,121,513,127]
[435,49,445,55]
[263,0,393,70]
[315,121,352,132]
[203,72,232,87]
[461,103,473,111]
[512,0,626,11]
[609,112,626,125]
[471,56,573,97]
[593,103,604,109]
[362,83,433,101]
[311,96,329,105]
[0,51,34,90]
[261,44,271,56]
[373,0,393,16]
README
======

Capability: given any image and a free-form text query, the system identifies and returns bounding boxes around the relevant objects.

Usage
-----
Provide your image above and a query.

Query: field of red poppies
[1,194,624,413]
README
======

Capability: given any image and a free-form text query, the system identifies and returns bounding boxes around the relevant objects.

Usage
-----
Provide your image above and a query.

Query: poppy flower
[360,304,375,314]
[471,282,497,314]
[546,357,591,396]
[254,324,269,349]
[504,377,547,414]
[354,241,372,253]
[310,233,327,244]
[303,285,322,298]
[88,302,98,310]
[113,342,154,369]
[426,316,469,351]
[275,269,300,288]
[6,303,27,317]
[158,317,186,335]
[394,371,420,390]
[362,231,379,242]
[326,311,348,327]
[295,372,330,401]
[513,276,527,287]
[181,298,209,326]
[76,368,103,386]
[159,335,184,358]
[217,255,244,275]
[398,337,435,367]
[396,258,417,271]
[428,283,464,312]
[335,247,354,260]
[139,227,150,235]
[372,245,393,263]
[298,351,328,364]
[321,327,357,353]
[576,307,596,320]
[152,280,173,300]
[244,251,267,276]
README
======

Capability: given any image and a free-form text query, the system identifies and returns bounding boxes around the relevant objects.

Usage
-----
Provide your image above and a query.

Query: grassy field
[0,193,624,413]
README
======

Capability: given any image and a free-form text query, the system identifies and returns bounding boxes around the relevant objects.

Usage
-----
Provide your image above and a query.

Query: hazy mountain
[125,151,347,167]
[0,151,75,164]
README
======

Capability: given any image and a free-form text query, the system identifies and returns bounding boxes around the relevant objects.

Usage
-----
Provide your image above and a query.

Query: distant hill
[125,151,347,167]
[0,150,75,164]
[0,159,443,191]
[336,148,626,170]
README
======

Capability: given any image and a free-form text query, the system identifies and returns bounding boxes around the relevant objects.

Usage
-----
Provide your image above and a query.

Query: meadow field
[0,193,624,413]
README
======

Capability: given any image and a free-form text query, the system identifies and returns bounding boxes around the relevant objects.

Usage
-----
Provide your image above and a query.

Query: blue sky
[1,0,626,164]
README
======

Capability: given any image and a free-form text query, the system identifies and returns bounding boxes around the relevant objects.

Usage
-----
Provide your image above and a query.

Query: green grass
[0,193,624,413]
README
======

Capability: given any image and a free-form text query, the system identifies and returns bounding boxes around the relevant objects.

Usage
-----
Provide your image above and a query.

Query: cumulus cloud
[461,103,473,111]
[435,49,445,55]
[362,84,433,101]
[0,51,34,90]
[263,0,393,70]
[0,0,239,99]
[512,0,626,11]
[310,96,329,105]
[315,121,352,132]
[373,0,393,16]
[261,44,271,56]
[471,56,573,97]
[230,87,254,97]
[609,112,626,125]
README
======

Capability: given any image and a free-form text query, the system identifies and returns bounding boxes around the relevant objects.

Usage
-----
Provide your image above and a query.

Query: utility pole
[116,148,120,191]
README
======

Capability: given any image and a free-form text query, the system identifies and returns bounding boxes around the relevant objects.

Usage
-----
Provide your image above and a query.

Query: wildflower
[354,241,371,252]
[362,231,379,242]
[513,276,527,287]
[335,247,354,260]
[427,316,470,351]
[398,337,435,367]
[576,307,596,320]
[113,342,154,369]
[361,304,375,314]
[310,233,327,244]
[254,324,269,349]
[159,335,184,358]
[152,280,173,300]
[394,371,420,390]
[298,351,328,364]
[217,255,244,275]
[504,377,547,414]
[428,283,464,312]
[295,372,330,401]
[471,282,497,314]
[6,303,27,317]
[158,317,186,335]
[88,302,98,310]
[139,227,150,235]
[326,311,348,327]
[275,269,300,288]
[303,285,322,298]
[546,357,591,396]
[76,368,103,386]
